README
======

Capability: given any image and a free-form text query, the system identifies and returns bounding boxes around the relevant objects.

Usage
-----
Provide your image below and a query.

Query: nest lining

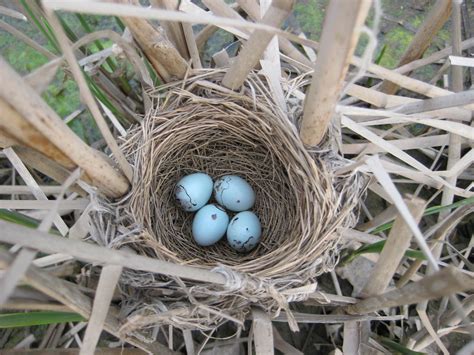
[119,70,357,279]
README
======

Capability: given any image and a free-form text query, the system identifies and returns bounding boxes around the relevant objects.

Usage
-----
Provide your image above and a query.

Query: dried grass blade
[0,6,27,20]
[3,147,68,236]
[44,10,133,182]
[0,248,37,305]
[24,58,62,94]
[0,199,89,210]
[365,156,439,269]
[342,117,468,197]
[0,19,55,59]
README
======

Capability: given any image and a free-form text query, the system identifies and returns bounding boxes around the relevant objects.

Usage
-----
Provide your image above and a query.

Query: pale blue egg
[192,204,229,246]
[175,173,213,212]
[213,175,255,212]
[226,211,261,252]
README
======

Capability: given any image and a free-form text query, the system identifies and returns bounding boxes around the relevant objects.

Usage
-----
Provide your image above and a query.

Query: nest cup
[120,71,357,280]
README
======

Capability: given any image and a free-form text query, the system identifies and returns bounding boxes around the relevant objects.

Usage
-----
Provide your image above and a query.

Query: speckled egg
[192,204,229,246]
[175,173,213,212]
[226,211,261,252]
[213,175,255,212]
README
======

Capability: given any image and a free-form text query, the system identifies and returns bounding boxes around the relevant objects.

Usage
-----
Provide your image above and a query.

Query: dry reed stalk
[12,146,87,197]
[0,99,76,170]
[182,22,202,69]
[195,24,218,51]
[0,221,226,285]
[396,37,474,74]
[0,58,129,198]
[359,197,426,297]
[346,267,474,315]
[379,0,452,94]
[415,3,465,340]
[212,49,231,67]
[300,0,371,146]
[114,0,188,81]
[411,296,474,351]
[237,0,312,67]
[272,326,303,355]
[342,134,450,155]
[80,265,123,355]
[0,250,177,354]
[150,0,190,60]
[251,308,274,355]
[345,83,472,122]
[222,0,294,89]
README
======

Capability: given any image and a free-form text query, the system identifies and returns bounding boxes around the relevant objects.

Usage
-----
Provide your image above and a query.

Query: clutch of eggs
[175,173,261,252]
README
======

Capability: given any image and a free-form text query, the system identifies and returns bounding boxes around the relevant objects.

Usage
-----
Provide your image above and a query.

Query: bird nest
[92,69,365,333]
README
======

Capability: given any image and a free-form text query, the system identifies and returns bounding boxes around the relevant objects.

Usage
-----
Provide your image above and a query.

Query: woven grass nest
[100,70,364,332]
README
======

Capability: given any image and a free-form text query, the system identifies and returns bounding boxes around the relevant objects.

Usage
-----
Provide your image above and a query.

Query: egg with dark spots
[175,173,213,212]
[214,175,255,212]
[227,211,261,252]
[192,204,229,246]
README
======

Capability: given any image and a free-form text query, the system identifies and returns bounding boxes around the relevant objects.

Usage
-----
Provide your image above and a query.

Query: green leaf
[19,0,60,52]
[0,209,60,236]
[0,312,84,328]
[379,337,426,355]
[371,196,474,234]
[342,240,426,265]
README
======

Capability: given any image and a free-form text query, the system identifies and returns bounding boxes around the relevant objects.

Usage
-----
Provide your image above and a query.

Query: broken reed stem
[150,0,190,60]
[116,0,188,82]
[222,0,294,90]
[360,197,426,297]
[236,0,313,67]
[300,0,371,146]
[0,58,129,198]
[379,0,452,95]
[0,221,226,285]
[345,267,474,315]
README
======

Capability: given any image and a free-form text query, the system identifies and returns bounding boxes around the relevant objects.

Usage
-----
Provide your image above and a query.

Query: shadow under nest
[91,70,365,332]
